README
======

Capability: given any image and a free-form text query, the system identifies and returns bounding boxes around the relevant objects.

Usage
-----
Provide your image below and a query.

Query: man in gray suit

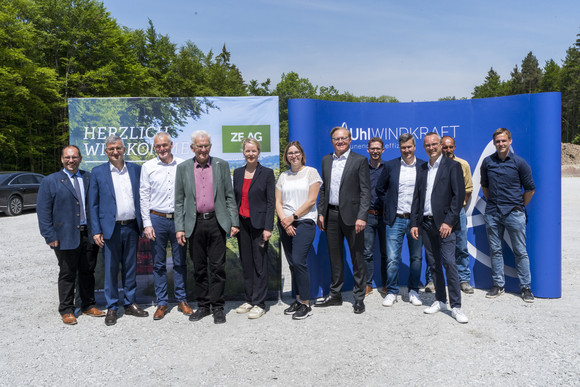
[316,126,371,314]
[175,130,239,324]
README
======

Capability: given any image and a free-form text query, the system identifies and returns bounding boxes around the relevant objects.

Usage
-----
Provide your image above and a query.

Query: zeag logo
[222,125,271,153]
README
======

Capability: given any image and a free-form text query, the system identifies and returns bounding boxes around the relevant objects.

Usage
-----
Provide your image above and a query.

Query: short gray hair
[398,133,415,146]
[154,131,171,142]
[191,130,211,145]
[105,135,123,147]
[424,132,441,143]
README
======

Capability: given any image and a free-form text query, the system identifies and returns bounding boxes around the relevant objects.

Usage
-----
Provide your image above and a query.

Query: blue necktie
[73,174,86,224]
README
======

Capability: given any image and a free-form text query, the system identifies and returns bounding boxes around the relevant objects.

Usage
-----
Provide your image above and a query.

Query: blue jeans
[484,210,531,289]
[385,217,423,294]
[363,213,387,286]
[150,214,187,306]
[455,208,471,283]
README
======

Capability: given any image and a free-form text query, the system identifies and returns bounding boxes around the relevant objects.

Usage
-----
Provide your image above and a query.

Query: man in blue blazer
[316,127,371,314]
[410,132,467,323]
[375,133,426,308]
[37,145,105,325]
[89,135,147,326]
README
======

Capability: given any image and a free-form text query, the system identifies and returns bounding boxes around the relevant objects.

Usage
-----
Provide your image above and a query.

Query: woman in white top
[275,141,322,320]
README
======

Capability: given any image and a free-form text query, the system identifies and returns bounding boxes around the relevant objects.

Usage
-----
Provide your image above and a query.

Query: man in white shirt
[375,133,426,307]
[140,132,192,320]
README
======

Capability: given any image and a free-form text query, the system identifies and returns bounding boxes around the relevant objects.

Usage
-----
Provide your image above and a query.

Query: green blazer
[174,156,239,237]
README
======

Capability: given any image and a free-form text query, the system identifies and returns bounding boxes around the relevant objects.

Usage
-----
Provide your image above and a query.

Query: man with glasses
[140,132,193,320]
[89,135,147,326]
[175,130,239,324]
[37,145,105,325]
[410,132,467,323]
[316,127,370,314]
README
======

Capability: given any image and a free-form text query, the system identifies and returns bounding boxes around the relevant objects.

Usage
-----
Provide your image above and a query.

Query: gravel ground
[0,178,579,386]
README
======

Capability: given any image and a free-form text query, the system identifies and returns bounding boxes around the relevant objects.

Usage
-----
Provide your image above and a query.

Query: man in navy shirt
[480,128,536,303]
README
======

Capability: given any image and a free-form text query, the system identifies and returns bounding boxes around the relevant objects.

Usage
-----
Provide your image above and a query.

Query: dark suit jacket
[375,157,427,227]
[411,155,465,231]
[174,156,239,238]
[89,161,143,240]
[318,150,371,226]
[37,170,94,250]
[233,163,275,231]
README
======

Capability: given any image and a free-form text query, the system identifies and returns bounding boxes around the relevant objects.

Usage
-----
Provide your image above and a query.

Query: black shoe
[124,303,149,317]
[292,303,312,320]
[105,309,117,326]
[485,285,505,298]
[314,295,343,307]
[353,300,365,314]
[189,307,211,322]
[213,309,226,324]
[521,287,535,303]
[284,300,301,315]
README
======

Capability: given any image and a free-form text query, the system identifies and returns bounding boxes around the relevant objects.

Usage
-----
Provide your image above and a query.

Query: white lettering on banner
[248,132,262,141]
[343,122,461,143]
[231,132,244,142]
[82,126,172,140]
[84,143,106,156]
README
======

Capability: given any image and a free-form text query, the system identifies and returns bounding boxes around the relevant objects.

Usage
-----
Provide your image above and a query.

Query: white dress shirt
[110,162,136,221]
[424,154,443,216]
[397,157,416,214]
[329,149,350,206]
[140,156,184,227]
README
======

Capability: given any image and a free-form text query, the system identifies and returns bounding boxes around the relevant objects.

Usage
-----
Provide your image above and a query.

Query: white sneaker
[235,302,253,314]
[247,305,265,319]
[424,301,447,314]
[452,307,468,323]
[382,294,397,307]
[409,290,423,306]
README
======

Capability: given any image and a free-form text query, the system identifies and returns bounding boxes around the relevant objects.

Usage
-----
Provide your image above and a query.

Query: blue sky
[100,0,579,102]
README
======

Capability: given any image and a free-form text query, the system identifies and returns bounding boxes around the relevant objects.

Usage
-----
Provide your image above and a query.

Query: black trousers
[54,230,99,315]
[237,216,269,309]
[326,208,366,301]
[421,218,461,308]
[188,216,226,310]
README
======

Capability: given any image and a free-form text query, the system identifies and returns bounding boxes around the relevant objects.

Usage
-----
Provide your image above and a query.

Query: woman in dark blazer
[233,138,275,319]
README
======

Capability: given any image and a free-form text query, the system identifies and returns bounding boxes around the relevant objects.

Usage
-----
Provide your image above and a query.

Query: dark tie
[73,174,86,224]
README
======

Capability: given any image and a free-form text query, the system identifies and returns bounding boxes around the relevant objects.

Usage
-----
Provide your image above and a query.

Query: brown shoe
[82,307,106,317]
[62,313,77,325]
[365,285,373,296]
[177,301,193,316]
[379,286,388,295]
[153,305,167,320]
[124,303,149,317]
[105,309,117,326]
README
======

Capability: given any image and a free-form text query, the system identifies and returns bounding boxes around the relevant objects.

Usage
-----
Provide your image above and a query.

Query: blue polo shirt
[480,151,535,216]
[369,160,384,210]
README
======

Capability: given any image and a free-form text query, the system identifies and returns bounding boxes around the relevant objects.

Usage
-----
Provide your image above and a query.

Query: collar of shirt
[156,155,178,166]
[493,150,513,162]
[109,162,127,174]
[369,159,384,169]
[428,154,443,170]
[62,169,80,179]
[401,157,416,167]
[333,149,350,161]
[194,157,212,168]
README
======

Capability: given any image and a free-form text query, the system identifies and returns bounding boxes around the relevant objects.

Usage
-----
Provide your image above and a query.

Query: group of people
[37,126,535,326]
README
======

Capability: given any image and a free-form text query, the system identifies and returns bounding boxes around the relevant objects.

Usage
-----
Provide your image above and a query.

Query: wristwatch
[292,213,298,220]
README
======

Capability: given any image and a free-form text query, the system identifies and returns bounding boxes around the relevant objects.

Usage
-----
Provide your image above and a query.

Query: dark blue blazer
[375,157,427,227]
[89,161,142,240]
[233,163,275,231]
[37,170,94,250]
[411,155,465,231]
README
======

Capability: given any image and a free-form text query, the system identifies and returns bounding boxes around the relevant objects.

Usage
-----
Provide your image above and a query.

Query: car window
[11,175,37,184]
[34,175,44,183]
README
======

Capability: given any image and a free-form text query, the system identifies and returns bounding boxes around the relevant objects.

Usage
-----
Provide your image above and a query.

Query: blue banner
[289,93,561,298]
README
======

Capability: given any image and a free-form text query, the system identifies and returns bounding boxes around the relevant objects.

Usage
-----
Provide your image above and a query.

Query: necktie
[73,174,86,224]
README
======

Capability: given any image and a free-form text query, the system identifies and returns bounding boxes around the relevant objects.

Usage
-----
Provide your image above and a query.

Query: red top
[239,178,252,217]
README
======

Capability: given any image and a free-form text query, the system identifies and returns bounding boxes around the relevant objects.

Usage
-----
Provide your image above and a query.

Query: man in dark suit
[410,132,467,323]
[175,130,239,324]
[375,133,426,308]
[316,126,371,314]
[89,135,148,326]
[37,145,105,325]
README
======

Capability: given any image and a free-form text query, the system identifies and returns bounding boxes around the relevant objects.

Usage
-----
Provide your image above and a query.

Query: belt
[328,204,340,211]
[197,212,215,220]
[116,219,136,225]
[369,209,383,215]
[423,215,434,222]
[78,225,87,232]
[151,210,174,219]
[396,213,410,219]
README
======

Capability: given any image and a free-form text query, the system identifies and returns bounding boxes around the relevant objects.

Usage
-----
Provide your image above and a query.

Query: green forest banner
[68,96,281,302]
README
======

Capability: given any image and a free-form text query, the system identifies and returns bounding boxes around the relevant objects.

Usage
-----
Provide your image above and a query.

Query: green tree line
[1,0,578,173]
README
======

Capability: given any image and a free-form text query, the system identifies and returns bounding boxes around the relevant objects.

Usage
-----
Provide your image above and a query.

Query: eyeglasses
[287,151,302,156]
[424,143,439,149]
[368,147,383,151]
[332,136,349,142]
[106,147,123,152]
[63,156,80,160]
[441,146,455,150]
[154,143,170,149]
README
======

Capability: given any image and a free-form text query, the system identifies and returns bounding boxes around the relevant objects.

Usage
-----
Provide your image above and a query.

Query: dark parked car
[0,172,45,216]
